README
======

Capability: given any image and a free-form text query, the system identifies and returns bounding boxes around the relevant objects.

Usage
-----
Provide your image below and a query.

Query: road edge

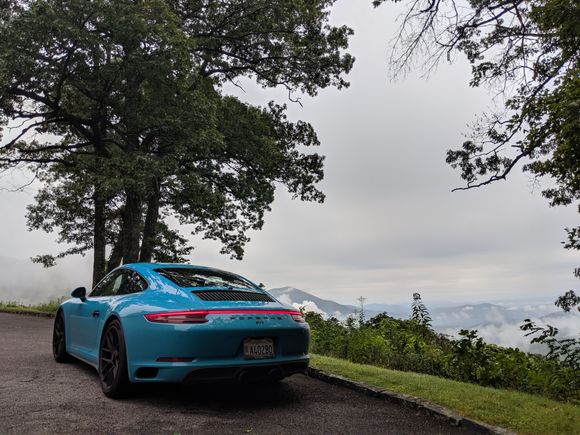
[306,367,515,435]
[0,308,55,318]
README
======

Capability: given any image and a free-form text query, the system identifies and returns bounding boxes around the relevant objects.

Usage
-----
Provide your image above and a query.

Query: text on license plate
[244,338,274,359]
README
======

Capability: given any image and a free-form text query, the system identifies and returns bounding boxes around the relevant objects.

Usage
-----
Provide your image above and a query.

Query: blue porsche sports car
[52,263,310,398]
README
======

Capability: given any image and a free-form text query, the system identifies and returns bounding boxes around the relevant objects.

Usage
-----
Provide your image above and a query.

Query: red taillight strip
[144,309,303,324]
[200,309,302,315]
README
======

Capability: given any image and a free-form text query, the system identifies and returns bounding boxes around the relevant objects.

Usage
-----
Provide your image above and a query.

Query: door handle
[92,310,100,318]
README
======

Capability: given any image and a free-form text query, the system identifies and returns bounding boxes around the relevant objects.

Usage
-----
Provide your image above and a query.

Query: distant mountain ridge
[265,286,579,352]
[268,286,407,319]
[268,286,358,318]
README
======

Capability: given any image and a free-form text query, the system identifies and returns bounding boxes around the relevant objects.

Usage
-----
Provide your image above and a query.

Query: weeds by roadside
[0,298,64,315]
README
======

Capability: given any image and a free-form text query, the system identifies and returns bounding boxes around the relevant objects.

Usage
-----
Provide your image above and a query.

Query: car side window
[91,271,123,297]
[117,271,148,295]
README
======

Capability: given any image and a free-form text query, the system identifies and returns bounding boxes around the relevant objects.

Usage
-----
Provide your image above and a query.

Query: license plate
[243,338,274,359]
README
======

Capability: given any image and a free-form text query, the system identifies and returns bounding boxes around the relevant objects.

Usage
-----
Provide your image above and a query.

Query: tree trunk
[107,227,124,272]
[92,189,106,287]
[118,63,144,265]
[139,178,160,263]
[92,122,108,286]
[121,188,142,263]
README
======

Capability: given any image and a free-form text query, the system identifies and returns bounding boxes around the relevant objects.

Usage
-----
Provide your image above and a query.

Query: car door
[68,270,124,363]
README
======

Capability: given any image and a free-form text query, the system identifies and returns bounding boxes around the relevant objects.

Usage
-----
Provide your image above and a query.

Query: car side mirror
[259,283,266,289]
[71,287,87,301]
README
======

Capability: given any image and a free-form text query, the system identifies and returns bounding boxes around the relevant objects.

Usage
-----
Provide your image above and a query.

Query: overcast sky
[0,2,577,306]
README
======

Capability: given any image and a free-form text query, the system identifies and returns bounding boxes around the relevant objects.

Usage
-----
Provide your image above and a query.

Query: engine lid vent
[192,290,274,302]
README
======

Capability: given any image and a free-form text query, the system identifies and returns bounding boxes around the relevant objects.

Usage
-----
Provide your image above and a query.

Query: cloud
[442,310,580,353]
[292,300,326,316]
[275,293,293,306]
[275,292,329,318]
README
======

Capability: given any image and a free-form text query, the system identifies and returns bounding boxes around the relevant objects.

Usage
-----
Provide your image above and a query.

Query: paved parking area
[0,312,471,434]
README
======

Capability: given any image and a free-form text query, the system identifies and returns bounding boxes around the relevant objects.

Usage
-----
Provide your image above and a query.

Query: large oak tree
[0,0,354,285]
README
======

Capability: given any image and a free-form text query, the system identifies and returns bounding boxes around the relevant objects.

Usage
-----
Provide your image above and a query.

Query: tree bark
[139,178,160,263]
[92,188,106,287]
[91,120,109,286]
[121,188,142,263]
[120,65,143,264]
[107,228,124,272]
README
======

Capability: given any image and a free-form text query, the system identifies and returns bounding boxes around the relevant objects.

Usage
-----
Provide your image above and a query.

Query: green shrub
[304,311,579,401]
[345,328,390,365]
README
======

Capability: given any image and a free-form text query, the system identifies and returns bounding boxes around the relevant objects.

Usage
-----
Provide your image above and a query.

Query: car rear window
[155,267,255,290]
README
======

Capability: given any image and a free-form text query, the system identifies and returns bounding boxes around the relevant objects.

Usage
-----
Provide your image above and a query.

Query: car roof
[122,263,252,282]
[125,262,213,271]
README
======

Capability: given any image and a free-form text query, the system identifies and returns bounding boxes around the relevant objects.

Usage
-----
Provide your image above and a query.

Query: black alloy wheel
[99,319,130,398]
[53,310,71,362]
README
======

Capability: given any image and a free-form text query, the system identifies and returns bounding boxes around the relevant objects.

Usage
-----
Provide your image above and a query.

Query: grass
[0,299,62,316]
[311,354,579,435]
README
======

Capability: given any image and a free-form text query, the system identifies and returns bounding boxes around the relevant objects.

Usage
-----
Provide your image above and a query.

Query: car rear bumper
[123,311,310,383]
[184,359,308,383]
[129,355,309,383]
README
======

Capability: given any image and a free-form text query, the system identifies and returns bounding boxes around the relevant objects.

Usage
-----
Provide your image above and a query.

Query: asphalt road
[0,312,473,434]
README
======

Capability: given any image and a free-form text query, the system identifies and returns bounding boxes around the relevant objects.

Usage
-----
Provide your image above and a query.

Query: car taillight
[291,312,305,323]
[145,309,306,323]
[145,311,208,324]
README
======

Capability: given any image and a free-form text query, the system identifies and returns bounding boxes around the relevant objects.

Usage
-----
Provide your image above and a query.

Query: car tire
[99,319,131,398]
[53,310,72,363]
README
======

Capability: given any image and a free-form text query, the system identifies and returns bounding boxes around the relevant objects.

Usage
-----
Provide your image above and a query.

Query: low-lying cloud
[442,310,580,353]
